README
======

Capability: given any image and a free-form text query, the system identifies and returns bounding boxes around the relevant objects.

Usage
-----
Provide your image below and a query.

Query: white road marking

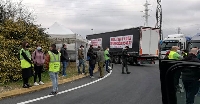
[17,70,112,104]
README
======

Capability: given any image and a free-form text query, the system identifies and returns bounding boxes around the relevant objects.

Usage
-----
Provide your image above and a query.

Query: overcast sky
[13,0,200,38]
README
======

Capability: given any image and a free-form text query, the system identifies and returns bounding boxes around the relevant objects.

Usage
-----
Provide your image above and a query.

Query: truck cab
[187,33,200,51]
[160,34,190,59]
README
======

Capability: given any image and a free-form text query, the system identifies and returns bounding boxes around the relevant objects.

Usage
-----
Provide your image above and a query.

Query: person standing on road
[181,48,200,104]
[168,46,183,92]
[121,46,131,74]
[60,44,69,77]
[168,46,183,60]
[20,41,33,88]
[104,47,110,73]
[78,45,85,74]
[32,44,45,86]
[87,45,97,78]
[96,46,105,78]
[45,44,61,95]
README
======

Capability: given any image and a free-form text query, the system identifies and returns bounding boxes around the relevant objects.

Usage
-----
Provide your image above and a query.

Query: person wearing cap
[78,45,85,74]
[60,44,69,77]
[121,46,131,74]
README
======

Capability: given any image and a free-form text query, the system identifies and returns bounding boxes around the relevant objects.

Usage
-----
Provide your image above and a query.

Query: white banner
[110,35,133,48]
[90,38,102,48]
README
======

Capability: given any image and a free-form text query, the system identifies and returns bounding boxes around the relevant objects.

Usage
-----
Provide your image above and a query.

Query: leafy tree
[0,0,51,84]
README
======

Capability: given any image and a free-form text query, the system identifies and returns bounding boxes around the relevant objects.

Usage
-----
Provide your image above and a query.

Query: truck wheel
[114,56,120,64]
[120,58,123,64]
[110,57,113,63]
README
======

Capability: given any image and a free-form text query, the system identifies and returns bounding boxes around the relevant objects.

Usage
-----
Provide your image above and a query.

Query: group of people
[19,41,132,95]
[77,45,112,78]
[19,41,69,95]
[164,46,200,104]
[20,41,45,88]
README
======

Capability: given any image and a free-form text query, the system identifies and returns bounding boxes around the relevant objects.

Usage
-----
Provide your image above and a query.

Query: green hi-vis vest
[48,51,61,72]
[168,51,178,60]
[104,50,110,60]
[20,48,31,68]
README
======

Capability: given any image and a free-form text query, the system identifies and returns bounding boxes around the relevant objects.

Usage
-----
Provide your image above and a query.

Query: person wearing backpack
[32,44,45,86]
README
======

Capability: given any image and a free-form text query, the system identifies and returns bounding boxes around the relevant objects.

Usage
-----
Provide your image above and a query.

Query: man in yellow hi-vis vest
[45,44,61,95]
[168,46,183,60]
[20,41,33,88]
[168,46,183,93]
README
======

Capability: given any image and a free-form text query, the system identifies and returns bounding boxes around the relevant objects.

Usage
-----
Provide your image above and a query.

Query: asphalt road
[0,64,162,104]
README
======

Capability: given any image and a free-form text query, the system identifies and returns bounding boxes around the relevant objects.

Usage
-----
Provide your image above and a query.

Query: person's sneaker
[122,72,126,74]
[49,91,57,95]
[127,72,131,74]
[99,76,104,78]
[23,84,29,88]
[26,83,32,87]
[34,82,39,86]
[90,76,95,78]
[106,69,110,73]
[108,66,112,70]
[39,81,44,85]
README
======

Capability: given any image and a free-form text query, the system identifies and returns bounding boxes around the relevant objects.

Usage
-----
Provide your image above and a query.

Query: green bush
[0,19,51,84]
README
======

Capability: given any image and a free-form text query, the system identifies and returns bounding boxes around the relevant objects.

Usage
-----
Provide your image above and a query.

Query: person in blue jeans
[45,44,61,95]
[78,45,85,74]
[104,47,110,73]
[87,45,97,78]
[60,44,69,77]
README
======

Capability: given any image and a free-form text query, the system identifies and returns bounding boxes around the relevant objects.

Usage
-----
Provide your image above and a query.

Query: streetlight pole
[91,29,94,34]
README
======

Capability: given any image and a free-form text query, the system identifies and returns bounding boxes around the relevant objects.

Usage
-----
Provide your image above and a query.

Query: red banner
[90,38,102,48]
[110,35,133,48]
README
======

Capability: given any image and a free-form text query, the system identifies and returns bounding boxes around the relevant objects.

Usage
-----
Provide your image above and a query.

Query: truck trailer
[187,33,200,51]
[86,27,160,65]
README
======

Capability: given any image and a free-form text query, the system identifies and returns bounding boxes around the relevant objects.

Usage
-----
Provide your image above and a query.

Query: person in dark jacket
[87,45,97,78]
[78,45,85,74]
[121,46,131,74]
[181,48,200,104]
[60,44,69,77]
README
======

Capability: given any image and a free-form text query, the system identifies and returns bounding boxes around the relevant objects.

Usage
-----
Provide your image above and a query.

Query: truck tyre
[114,56,120,64]
[120,58,123,64]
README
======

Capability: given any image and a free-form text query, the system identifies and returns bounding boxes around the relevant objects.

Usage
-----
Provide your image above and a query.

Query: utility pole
[177,27,181,34]
[143,0,150,27]
[155,0,162,59]
[91,29,94,34]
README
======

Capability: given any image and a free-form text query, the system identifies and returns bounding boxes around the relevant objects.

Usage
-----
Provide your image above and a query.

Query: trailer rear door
[141,28,159,56]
